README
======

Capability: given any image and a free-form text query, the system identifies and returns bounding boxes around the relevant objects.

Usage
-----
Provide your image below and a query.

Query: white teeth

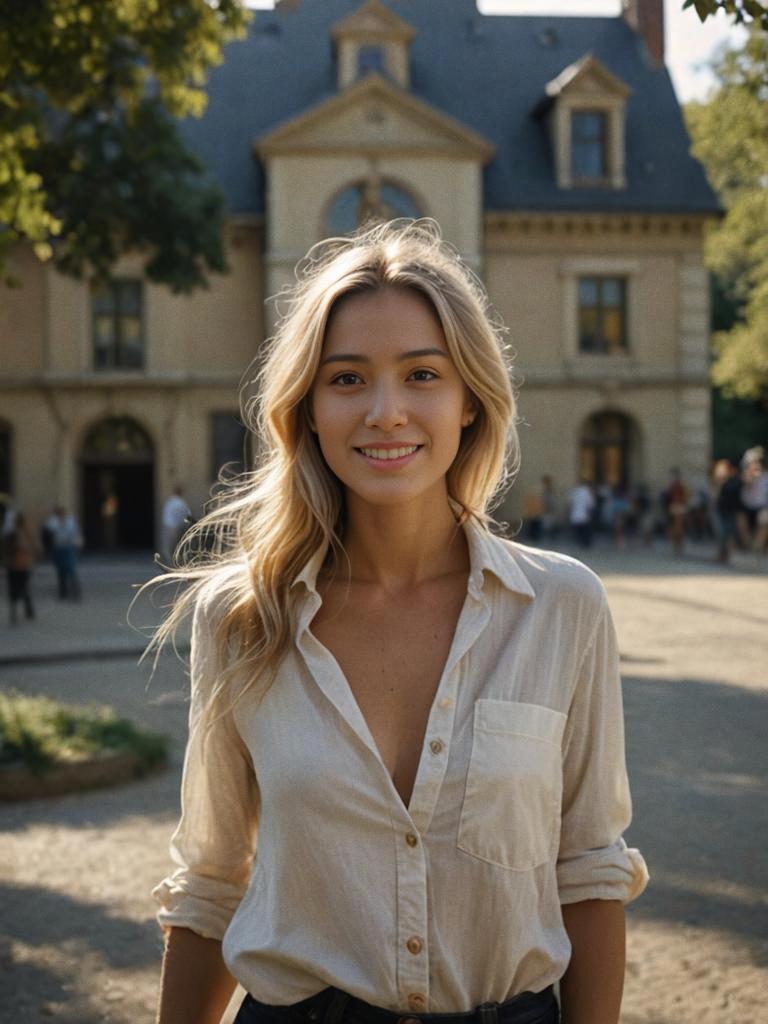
[359,445,419,460]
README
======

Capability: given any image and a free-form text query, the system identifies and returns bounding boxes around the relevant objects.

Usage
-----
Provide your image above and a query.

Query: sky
[245,0,747,103]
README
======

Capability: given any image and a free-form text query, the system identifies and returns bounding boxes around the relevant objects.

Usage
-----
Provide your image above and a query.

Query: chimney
[622,0,664,68]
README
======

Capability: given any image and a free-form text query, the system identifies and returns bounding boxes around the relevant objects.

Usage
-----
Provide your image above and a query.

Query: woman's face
[309,287,476,511]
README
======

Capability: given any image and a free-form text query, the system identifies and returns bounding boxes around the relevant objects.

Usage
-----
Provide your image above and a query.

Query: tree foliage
[0,0,250,292]
[684,0,768,30]
[685,30,768,399]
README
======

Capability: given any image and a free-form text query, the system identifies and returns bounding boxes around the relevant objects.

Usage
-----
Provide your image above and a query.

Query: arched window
[579,411,637,490]
[82,417,153,462]
[326,176,422,235]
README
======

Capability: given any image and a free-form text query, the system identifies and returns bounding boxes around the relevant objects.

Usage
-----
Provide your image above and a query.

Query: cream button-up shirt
[154,519,648,1012]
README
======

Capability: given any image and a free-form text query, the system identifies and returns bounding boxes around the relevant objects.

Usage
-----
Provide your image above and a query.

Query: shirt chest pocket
[457,699,567,871]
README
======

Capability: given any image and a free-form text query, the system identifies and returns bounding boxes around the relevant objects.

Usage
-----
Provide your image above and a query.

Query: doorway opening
[578,411,639,491]
[80,417,155,550]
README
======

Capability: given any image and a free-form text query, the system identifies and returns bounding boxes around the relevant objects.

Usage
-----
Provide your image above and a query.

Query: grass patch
[0,691,168,775]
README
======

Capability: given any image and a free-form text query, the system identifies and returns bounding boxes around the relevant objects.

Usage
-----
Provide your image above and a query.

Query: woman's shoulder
[492,534,607,610]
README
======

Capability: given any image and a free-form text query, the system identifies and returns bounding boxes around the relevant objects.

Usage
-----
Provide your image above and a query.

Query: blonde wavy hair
[142,218,519,721]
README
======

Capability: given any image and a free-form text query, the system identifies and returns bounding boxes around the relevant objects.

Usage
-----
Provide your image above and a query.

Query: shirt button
[429,739,444,755]
[438,698,453,710]
[405,832,419,847]
[407,993,427,1011]
[406,936,423,955]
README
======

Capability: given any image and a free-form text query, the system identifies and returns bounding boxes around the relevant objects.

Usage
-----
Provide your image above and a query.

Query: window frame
[357,44,387,78]
[91,279,145,371]
[570,109,609,185]
[577,276,628,356]
[559,257,640,365]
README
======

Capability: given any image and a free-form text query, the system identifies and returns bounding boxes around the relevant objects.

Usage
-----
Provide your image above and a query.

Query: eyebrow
[320,347,450,366]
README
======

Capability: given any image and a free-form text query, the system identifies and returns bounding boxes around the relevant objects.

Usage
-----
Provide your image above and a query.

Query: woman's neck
[339,491,469,593]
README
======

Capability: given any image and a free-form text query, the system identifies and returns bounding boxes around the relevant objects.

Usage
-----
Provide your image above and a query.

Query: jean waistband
[245,985,557,1024]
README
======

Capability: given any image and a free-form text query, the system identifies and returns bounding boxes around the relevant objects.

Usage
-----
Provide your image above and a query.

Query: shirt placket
[391,585,492,1012]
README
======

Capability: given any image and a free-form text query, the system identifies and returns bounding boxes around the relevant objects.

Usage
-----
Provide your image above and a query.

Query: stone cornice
[516,365,711,389]
[484,211,716,238]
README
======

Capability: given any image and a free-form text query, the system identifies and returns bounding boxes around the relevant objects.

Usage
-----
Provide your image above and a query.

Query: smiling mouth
[355,445,422,461]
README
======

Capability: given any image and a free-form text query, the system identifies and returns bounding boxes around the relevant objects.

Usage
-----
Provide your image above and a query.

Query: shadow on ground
[623,674,768,961]
[0,881,163,1023]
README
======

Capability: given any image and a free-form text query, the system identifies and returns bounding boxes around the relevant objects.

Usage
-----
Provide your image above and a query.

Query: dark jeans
[7,569,34,622]
[53,547,81,600]
[234,987,559,1024]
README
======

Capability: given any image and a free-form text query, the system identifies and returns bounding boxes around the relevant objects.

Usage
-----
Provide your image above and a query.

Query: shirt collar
[463,515,536,601]
[291,515,535,602]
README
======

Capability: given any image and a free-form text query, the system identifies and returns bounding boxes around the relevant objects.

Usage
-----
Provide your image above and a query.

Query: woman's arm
[559,899,625,1024]
[156,926,238,1024]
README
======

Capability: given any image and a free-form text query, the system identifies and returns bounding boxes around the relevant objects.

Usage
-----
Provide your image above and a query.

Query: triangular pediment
[331,0,416,43]
[545,54,632,100]
[256,75,495,161]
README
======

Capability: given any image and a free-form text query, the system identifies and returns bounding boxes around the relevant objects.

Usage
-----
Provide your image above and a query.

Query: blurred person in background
[5,511,39,625]
[50,506,82,600]
[711,459,742,565]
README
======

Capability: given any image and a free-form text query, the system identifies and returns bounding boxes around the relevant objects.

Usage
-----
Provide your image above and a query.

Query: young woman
[152,220,648,1024]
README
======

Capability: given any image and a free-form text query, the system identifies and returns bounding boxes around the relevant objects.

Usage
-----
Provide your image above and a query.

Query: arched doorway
[578,411,638,490]
[80,417,155,550]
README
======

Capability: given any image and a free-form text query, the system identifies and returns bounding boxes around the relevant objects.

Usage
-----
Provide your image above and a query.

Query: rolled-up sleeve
[152,597,260,939]
[557,595,649,905]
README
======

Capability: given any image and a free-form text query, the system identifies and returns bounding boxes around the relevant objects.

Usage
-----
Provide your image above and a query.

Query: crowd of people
[523,445,768,562]
[0,486,194,627]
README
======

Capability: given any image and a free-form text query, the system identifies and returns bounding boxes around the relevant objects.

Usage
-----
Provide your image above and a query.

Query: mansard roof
[178,0,719,217]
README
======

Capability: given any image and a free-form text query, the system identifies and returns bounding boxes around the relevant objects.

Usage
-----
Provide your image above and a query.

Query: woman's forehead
[323,286,447,354]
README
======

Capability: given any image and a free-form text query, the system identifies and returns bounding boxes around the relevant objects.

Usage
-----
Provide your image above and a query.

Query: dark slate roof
[179,0,720,217]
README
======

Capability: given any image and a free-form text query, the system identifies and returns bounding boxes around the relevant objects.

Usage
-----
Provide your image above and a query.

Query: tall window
[571,111,607,181]
[578,277,627,354]
[92,280,144,370]
[211,412,247,482]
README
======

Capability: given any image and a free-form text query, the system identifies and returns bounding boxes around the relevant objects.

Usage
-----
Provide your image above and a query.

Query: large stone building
[0,0,719,548]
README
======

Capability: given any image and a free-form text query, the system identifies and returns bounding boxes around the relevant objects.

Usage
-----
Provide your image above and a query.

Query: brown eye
[332,372,362,386]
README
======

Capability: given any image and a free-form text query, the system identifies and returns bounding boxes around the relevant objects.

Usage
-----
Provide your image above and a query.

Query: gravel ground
[1,544,766,1023]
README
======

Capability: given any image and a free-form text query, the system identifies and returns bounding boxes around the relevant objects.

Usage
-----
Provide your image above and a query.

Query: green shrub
[0,691,167,775]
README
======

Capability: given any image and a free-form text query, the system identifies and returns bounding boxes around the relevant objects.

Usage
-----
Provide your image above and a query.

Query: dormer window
[331,0,416,91]
[535,54,631,190]
[571,111,608,181]
[358,45,386,78]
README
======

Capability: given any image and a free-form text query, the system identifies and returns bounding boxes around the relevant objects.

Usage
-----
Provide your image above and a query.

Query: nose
[364,381,408,432]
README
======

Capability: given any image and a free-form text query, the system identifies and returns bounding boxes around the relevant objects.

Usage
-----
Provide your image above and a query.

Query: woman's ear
[461,396,478,428]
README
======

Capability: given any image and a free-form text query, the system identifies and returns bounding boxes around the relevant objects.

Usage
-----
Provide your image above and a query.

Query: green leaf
[0,0,250,290]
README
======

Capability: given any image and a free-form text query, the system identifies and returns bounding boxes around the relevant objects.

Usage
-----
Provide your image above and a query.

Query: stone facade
[0,0,717,548]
